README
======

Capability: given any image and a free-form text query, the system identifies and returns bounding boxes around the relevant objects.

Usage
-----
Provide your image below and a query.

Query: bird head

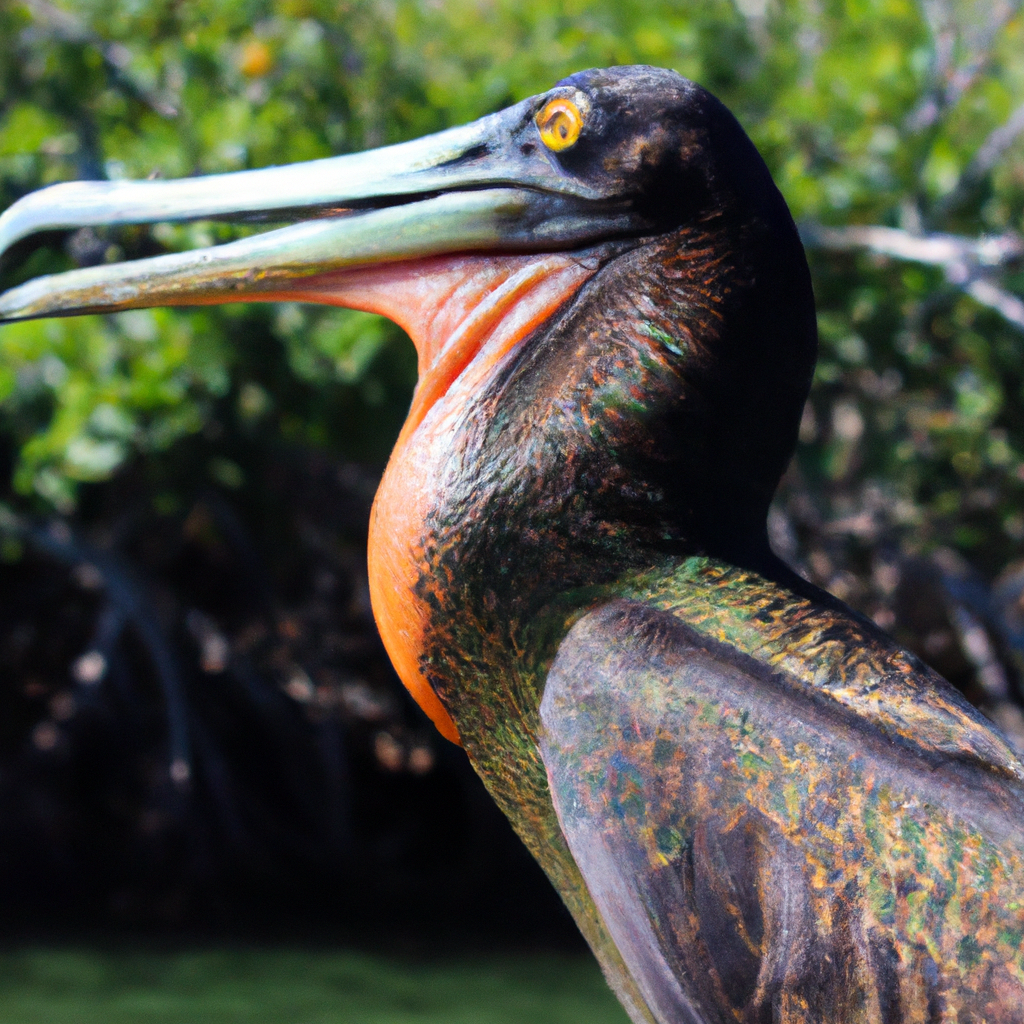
[0,66,816,743]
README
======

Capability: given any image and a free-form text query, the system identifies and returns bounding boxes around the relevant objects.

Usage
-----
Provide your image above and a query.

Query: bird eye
[536,98,584,152]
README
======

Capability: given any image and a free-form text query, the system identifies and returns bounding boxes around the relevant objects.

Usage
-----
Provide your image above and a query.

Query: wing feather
[539,599,1024,1024]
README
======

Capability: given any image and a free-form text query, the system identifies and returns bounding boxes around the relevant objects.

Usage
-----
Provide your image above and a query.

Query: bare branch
[802,223,1024,332]
[0,507,194,790]
[906,0,1019,132]
[906,0,956,132]
[933,99,1024,218]
[969,100,1024,178]
[966,279,1024,330]
[803,224,1024,268]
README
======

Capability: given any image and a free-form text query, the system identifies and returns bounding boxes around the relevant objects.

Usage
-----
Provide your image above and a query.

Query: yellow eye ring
[536,98,584,152]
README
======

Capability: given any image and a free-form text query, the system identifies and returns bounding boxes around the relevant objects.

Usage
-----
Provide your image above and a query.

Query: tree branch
[801,223,1024,332]
[802,224,1023,268]
[0,507,193,789]
[966,279,1024,331]
[906,0,1019,132]
[932,99,1024,218]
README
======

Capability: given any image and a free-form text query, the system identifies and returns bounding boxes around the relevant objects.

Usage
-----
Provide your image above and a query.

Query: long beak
[0,89,644,322]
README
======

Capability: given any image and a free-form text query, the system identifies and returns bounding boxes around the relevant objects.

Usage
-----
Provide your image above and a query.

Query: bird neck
[369,200,815,745]
[362,201,814,989]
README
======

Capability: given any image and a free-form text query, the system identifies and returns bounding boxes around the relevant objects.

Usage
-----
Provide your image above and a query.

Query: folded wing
[539,599,1024,1024]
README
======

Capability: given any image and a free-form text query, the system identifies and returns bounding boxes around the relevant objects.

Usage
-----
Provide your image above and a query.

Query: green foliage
[0,309,225,507]
[1,0,1023,581]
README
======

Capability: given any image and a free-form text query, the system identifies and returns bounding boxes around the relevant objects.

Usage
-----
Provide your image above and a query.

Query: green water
[0,947,630,1023]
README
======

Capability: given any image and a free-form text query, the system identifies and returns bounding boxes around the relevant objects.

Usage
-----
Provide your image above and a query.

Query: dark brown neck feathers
[415,201,816,713]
